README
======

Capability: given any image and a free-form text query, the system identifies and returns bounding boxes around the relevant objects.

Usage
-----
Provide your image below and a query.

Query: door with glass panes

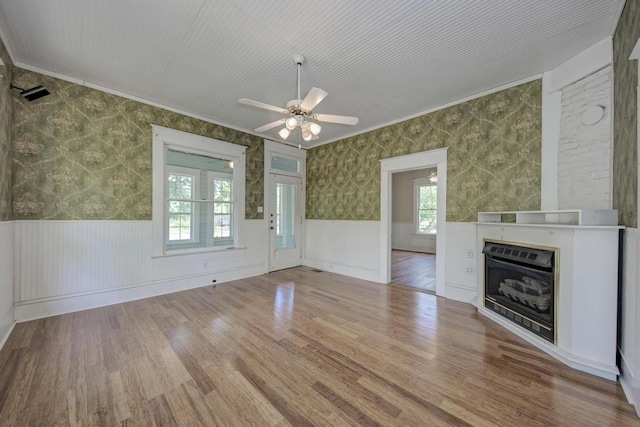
[269,174,302,271]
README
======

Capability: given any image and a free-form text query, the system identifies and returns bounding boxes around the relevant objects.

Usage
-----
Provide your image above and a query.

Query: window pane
[213,179,232,201]
[271,156,299,173]
[168,174,193,199]
[276,183,296,248]
[419,185,437,209]
[418,209,437,234]
[169,213,192,240]
[213,214,232,238]
[214,202,231,214]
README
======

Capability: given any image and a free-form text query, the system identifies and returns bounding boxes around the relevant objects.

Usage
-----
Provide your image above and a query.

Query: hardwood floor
[391,250,436,292]
[0,267,637,426]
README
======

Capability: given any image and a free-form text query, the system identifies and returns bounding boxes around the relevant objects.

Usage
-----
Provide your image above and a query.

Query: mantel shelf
[477,209,618,226]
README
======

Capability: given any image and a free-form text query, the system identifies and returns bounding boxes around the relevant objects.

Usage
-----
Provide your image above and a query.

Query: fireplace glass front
[483,241,556,343]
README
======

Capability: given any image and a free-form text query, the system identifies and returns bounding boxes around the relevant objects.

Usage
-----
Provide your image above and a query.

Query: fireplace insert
[483,240,557,343]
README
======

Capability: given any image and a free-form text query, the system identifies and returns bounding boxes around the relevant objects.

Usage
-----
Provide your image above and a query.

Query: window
[167,167,199,242]
[152,125,246,256]
[271,156,300,173]
[210,174,233,242]
[414,177,437,234]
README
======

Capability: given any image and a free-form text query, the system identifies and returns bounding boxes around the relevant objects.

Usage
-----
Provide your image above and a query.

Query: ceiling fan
[239,54,358,142]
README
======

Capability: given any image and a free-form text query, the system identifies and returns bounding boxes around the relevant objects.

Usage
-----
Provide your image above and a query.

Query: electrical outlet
[257,206,264,213]
[465,266,474,275]
[466,249,473,258]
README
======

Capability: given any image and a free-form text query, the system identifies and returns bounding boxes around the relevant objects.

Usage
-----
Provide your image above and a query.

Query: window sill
[152,246,247,259]
[412,233,437,237]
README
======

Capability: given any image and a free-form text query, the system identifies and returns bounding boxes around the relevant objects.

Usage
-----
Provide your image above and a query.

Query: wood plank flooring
[1,267,638,426]
[391,250,436,292]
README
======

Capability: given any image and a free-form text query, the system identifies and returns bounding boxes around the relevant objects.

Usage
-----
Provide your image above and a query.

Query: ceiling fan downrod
[293,54,305,104]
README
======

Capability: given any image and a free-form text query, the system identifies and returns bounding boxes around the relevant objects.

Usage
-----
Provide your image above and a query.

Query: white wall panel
[444,222,477,302]
[0,221,14,348]
[304,220,380,282]
[13,220,267,320]
[621,228,640,414]
[391,222,436,253]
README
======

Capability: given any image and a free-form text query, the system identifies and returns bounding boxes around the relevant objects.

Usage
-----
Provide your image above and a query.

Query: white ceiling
[0,0,625,147]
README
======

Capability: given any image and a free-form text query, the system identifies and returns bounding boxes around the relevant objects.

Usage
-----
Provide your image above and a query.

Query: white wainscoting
[304,220,381,282]
[391,222,436,253]
[0,221,15,349]
[13,220,268,321]
[444,222,478,303]
[621,228,640,416]
[304,219,479,302]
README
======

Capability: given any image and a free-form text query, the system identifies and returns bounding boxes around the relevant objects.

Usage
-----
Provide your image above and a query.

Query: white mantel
[476,210,622,380]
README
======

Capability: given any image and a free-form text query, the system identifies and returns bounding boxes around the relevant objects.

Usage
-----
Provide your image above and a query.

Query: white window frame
[413,177,437,235]
[207,171,234,245]
[152,125,246,256]
[166,165,200,244]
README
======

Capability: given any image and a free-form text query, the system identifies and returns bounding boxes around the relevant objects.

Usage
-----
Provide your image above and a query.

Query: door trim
[263,140,307,272]
[380,148,448,296]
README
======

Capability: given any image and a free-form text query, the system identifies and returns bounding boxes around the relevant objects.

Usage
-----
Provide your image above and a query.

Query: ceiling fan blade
[239,98,287,114]
[299,87,328,111]
[314,113,359,125]
[254,119,285,133]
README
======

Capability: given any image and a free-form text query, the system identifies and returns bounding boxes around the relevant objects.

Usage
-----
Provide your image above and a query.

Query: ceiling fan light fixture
[279,128,291,140]
[309,122,321,136]
[301,126,312,142]
[285,116,298,130]
[239,54,359,142]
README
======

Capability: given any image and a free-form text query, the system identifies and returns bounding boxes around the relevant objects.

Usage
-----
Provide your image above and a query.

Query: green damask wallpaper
[0,38,13,221]
[307,80,542,222]
[12,69,264,220]
[613,0,639,228]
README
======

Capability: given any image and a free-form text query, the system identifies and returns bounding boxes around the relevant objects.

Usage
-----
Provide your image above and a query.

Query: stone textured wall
[0,38,13,221]
[558,66,612,210]
[12,68,264,220]
[307,80,542,222]
[613,0,640,228]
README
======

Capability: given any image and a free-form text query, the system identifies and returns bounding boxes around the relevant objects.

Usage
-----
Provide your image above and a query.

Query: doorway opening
[380,148,447,296]
[390,167,437,293]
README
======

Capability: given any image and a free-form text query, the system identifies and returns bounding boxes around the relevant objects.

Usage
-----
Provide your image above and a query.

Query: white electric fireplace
[476,210,622,380]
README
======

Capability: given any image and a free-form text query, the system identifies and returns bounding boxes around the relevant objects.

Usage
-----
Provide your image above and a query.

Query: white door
[269,174,302,271]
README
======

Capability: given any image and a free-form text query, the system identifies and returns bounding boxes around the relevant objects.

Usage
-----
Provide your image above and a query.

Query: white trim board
[0,220,14,350]
[0,321,15,351]
[380,148,448,296]
[620,354,640,418]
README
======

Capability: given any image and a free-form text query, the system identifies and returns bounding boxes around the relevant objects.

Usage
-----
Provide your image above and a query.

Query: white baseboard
[303,257,380,283]
[445,283,477,304]
[620,352,640,417]
[0,320,15,350]
[14,263,266,322]
[478,306,618,381]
